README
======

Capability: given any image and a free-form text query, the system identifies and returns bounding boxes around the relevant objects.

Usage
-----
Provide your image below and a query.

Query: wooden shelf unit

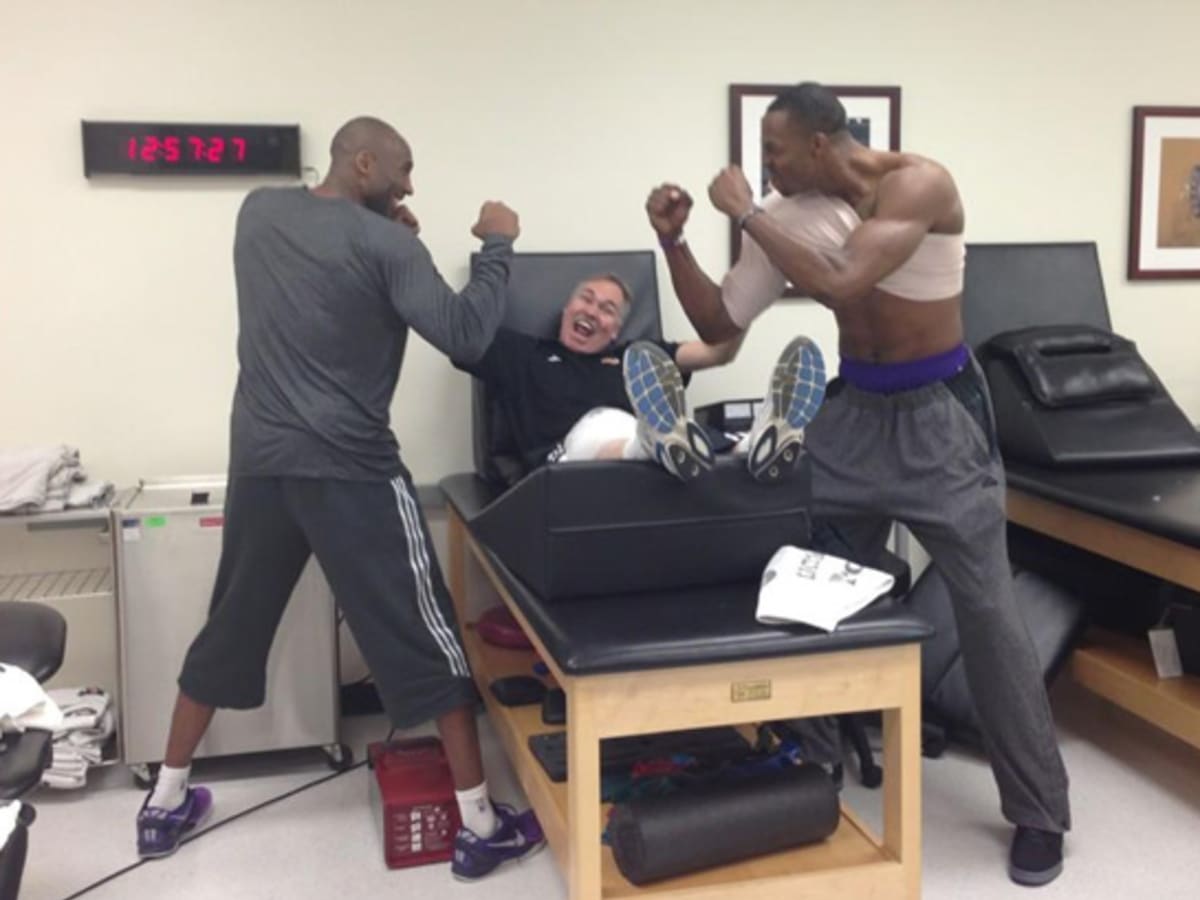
[1009,486,1200,752]
[447,507,922,900]
[1071,629,1200,750]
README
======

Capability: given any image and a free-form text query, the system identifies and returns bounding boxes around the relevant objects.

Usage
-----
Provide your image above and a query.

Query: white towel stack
[42,687,115,789]
[0,445,114,515]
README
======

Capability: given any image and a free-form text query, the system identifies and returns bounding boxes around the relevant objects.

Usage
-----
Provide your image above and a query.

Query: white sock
[148,764,190,810]
[455,781,497,838]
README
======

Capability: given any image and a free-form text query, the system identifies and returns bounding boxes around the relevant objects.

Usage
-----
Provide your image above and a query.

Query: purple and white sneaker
[451,802,545,881]
[136,786,213,859]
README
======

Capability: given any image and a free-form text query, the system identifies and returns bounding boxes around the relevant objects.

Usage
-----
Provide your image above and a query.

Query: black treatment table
[1005,460,1200,749]
[441,473,933,900]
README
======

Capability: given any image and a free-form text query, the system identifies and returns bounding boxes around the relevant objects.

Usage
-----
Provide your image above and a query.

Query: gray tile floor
[17,678,1200,900]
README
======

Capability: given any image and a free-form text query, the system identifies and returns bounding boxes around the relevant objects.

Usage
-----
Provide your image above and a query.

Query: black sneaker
[1008,826,1063,886]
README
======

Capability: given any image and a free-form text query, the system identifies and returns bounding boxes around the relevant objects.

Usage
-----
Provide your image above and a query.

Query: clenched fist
[708,166,754,219]
[471,201,520,240]
[391,203,420,234]
[645,183,693,240]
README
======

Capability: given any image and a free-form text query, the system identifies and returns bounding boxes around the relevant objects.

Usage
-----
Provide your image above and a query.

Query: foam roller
[610,764,839,885]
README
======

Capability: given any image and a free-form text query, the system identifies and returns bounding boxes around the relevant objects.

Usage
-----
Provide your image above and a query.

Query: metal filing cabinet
[114,477,348,784]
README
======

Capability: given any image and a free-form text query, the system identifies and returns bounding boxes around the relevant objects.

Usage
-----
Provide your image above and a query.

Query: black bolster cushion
[986,325,1156,407]
[610,765,839,885]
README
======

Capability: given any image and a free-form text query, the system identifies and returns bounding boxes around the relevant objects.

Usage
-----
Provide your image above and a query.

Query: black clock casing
[82,121,301,176]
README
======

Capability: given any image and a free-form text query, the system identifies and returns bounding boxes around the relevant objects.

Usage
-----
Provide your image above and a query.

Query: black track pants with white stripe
[179,473,478,728]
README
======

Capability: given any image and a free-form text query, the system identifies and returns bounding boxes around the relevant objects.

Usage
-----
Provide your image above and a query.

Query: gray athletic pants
[802,360,1071,833]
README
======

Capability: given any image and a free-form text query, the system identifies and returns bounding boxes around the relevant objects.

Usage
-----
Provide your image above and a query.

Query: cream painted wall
[3,1,1198,488]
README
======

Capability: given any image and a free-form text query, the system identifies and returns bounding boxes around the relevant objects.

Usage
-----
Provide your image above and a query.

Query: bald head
[330,116,406,162]
[323,115,414,216]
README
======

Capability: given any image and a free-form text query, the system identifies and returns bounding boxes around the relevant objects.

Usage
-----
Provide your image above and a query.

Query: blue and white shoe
[746,336,826,483]
[622,341,715,482]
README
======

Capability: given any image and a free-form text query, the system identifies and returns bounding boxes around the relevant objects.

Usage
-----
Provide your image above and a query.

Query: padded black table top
[1007,461,1200,550]
[442,473,932,675]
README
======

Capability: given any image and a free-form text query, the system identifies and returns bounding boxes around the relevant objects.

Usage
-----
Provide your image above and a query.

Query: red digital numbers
[126,134,250,166]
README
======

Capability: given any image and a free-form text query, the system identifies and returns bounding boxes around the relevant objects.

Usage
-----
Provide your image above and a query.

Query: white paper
[1148,628,1184,679]
[756,545,894,632]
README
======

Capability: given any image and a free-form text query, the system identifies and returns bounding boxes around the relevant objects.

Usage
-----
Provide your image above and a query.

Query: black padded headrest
[983,325,1157,407]
[962,242,1112,350]
[469,250,664,484]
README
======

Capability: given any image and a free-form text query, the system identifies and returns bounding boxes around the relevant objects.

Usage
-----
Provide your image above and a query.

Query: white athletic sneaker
[622,341,715,482]
[746,336,827,483]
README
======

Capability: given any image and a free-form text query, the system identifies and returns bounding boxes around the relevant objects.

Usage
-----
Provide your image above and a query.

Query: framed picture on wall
[728,83,901,293]
[1128,106,1200,280]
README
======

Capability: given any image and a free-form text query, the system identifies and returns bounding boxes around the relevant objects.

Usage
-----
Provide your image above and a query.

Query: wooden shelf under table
[1071,628,1200,750]
[463,625,904,899]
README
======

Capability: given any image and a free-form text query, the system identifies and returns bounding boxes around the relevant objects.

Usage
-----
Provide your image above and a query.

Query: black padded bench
[964,242,1200,750]
[441,472,932,900]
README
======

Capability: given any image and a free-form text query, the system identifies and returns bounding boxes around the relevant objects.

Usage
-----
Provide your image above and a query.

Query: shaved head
[330,116,407,163]
[323,115,414,217]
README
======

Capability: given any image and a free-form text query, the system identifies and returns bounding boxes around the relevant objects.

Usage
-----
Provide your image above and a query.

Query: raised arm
[673,332,745,373]
[646,184,744,344]
[382,201,520,363]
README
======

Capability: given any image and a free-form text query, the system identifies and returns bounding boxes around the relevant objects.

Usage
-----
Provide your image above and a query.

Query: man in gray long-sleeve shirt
[135,116,545,880]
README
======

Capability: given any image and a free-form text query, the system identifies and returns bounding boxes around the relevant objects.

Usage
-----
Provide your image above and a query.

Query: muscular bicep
[831,167,954,300]
[837,217,931,293]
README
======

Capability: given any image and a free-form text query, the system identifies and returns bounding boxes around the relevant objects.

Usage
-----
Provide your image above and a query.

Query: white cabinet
[114,478,345,773]
[0,505,120,763]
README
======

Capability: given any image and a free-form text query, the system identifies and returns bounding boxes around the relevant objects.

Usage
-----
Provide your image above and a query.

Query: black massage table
[964,242,1200,750]
[441,473,932,900]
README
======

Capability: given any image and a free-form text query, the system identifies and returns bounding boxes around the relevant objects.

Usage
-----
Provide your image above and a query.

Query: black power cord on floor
[59,758,368,900]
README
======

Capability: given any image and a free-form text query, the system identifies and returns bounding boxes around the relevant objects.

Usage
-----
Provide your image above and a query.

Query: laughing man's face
[558,279,626,354]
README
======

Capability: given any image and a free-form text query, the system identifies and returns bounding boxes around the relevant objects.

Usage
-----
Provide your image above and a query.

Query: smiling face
[358,135,414,217]
[557,277,629,354]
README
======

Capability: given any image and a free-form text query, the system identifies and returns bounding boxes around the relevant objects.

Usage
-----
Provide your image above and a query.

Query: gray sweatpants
[804,360,1071,833]
[178,473,478,730]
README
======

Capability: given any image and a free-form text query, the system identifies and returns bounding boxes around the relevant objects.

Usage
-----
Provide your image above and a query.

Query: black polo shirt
[454,328,682,472]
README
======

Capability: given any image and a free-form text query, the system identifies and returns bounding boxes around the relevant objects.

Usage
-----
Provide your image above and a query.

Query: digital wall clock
[81,121,301,176]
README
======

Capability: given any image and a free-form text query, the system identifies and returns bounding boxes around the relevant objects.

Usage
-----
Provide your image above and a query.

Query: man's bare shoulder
[879,154,961,227]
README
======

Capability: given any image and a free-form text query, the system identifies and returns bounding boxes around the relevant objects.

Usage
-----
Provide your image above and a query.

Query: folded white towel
[51,746,93,770]
[0,446,80,513]
[0,663,64,733]
[42,768,87,790]
[48,687,110,737]
[64,708,115,749]
[755,546,895,632]
[47,463,85,492]
[42,690,115,788]
[67,480,114,509]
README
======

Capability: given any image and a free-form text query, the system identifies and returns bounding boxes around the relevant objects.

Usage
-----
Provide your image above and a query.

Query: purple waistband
[839,344,969,394]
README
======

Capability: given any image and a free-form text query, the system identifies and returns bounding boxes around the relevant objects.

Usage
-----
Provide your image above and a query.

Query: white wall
[3,1,1198,488]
